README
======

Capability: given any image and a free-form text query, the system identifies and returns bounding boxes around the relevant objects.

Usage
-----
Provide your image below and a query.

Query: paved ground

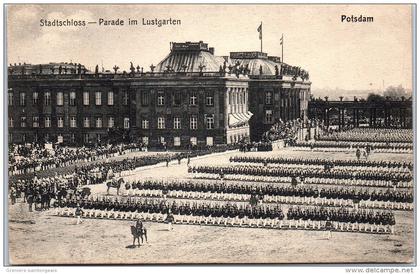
[7,148,414,265]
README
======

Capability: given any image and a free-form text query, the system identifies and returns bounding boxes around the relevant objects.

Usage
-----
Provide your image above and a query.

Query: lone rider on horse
[135,219,143,232]
[131,219,147,247]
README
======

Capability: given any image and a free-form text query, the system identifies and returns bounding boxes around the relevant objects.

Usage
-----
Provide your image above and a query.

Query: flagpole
[260,22,263,53]
[281,33,284,63]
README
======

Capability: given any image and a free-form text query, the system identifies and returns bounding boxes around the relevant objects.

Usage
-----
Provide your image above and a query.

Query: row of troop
[60,197,394,226]
[229,162,410,176]
[294,141,413,150]
[60,198,285,220]
[192,174,413,188]
[188,165,413,182]
[125,180,413,203]
[317,128,413,143]
[229,156,413,170]
[287,206,395,225]
[9,174,91,209]
[9,143,142,174]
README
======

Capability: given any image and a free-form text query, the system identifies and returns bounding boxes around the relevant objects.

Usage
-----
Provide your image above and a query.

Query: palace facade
[7,41,311,147]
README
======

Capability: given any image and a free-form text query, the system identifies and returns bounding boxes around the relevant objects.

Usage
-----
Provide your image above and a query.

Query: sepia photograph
[4,3,415,266]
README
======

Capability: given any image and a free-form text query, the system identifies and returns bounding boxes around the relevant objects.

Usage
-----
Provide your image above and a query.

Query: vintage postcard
[5,4,415,266]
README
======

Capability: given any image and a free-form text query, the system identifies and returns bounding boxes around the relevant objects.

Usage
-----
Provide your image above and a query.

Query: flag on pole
[257,23,262,40]
[280,35,283,45]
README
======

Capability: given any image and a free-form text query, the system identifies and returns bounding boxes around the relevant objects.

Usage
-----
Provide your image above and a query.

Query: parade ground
[8,147,414,264]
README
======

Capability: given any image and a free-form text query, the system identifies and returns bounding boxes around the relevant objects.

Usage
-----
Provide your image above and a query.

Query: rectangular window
[159,136,165,144]
[173,117,181,129]
[107,91,114,105]
[20,116,26,128]
[265,109,273,123]
[190,93,197,106]
[83,91,89,106]
[71,134,75,143]
[190,116,198,130]
[95,92,102,105]
[84,134,89,143]
[174,137,181,147]
[96,117,102,128]
[190,137,197,146]
[206,136,214,146]
[19,93,26,106]
[69,92,76,106]
[57,117,64,128]
[124,117,130,129]
[45,116,51,128]
[266,91,272,105]
[8,117,13,128]
[173,92,181,106]
[157,117,165,129]
[8,92,13,106]
[70,116,77,128]
[108,117,114,128]
[206,93,214,106]
[123,91,129,106]
[157,92,165,106]
[33,116,39,128]
[33,92,39,105]
[84,117,90,128]
[44,92,51,106]
[206,114,214,129]
[142,91,149,106]
[141,119,149,129]
[57,92,64,106]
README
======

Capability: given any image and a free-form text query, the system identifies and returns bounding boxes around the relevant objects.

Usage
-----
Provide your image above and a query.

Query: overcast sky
[7,4,413,90]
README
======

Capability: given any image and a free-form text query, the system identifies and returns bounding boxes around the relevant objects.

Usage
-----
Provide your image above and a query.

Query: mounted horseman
[105,167,123,195]
[130,219,148,247]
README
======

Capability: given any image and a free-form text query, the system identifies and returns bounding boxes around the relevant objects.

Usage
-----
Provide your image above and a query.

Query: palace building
[7,41,311,147]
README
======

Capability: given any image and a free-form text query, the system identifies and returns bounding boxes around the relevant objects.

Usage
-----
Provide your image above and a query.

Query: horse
[76,187,91,199]
[106,178,124,195]
[56,188,67,202]
[130,225,148,247]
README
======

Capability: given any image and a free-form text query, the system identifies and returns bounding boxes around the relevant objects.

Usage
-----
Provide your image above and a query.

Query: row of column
[319,107,409,128]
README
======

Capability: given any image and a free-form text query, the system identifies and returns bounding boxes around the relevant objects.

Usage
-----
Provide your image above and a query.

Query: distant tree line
[367,85,412,102]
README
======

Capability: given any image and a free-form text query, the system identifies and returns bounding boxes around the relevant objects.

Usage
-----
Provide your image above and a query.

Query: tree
[384,85,410,100]
[366,93,384,102]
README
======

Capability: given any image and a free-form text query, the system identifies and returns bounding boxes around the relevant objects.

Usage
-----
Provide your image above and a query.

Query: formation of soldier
[230,156,413,170]
[55,196,395,233]
[125,179,413,205]
[9,143,143,175]
[287,206,395,233]
[189,165,412,182]
[294,140,413,150]
[318,128,413,143]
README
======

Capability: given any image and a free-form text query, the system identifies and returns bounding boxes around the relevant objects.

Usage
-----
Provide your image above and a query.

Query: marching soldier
[165,209,175,231]
[75,203,84,225]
